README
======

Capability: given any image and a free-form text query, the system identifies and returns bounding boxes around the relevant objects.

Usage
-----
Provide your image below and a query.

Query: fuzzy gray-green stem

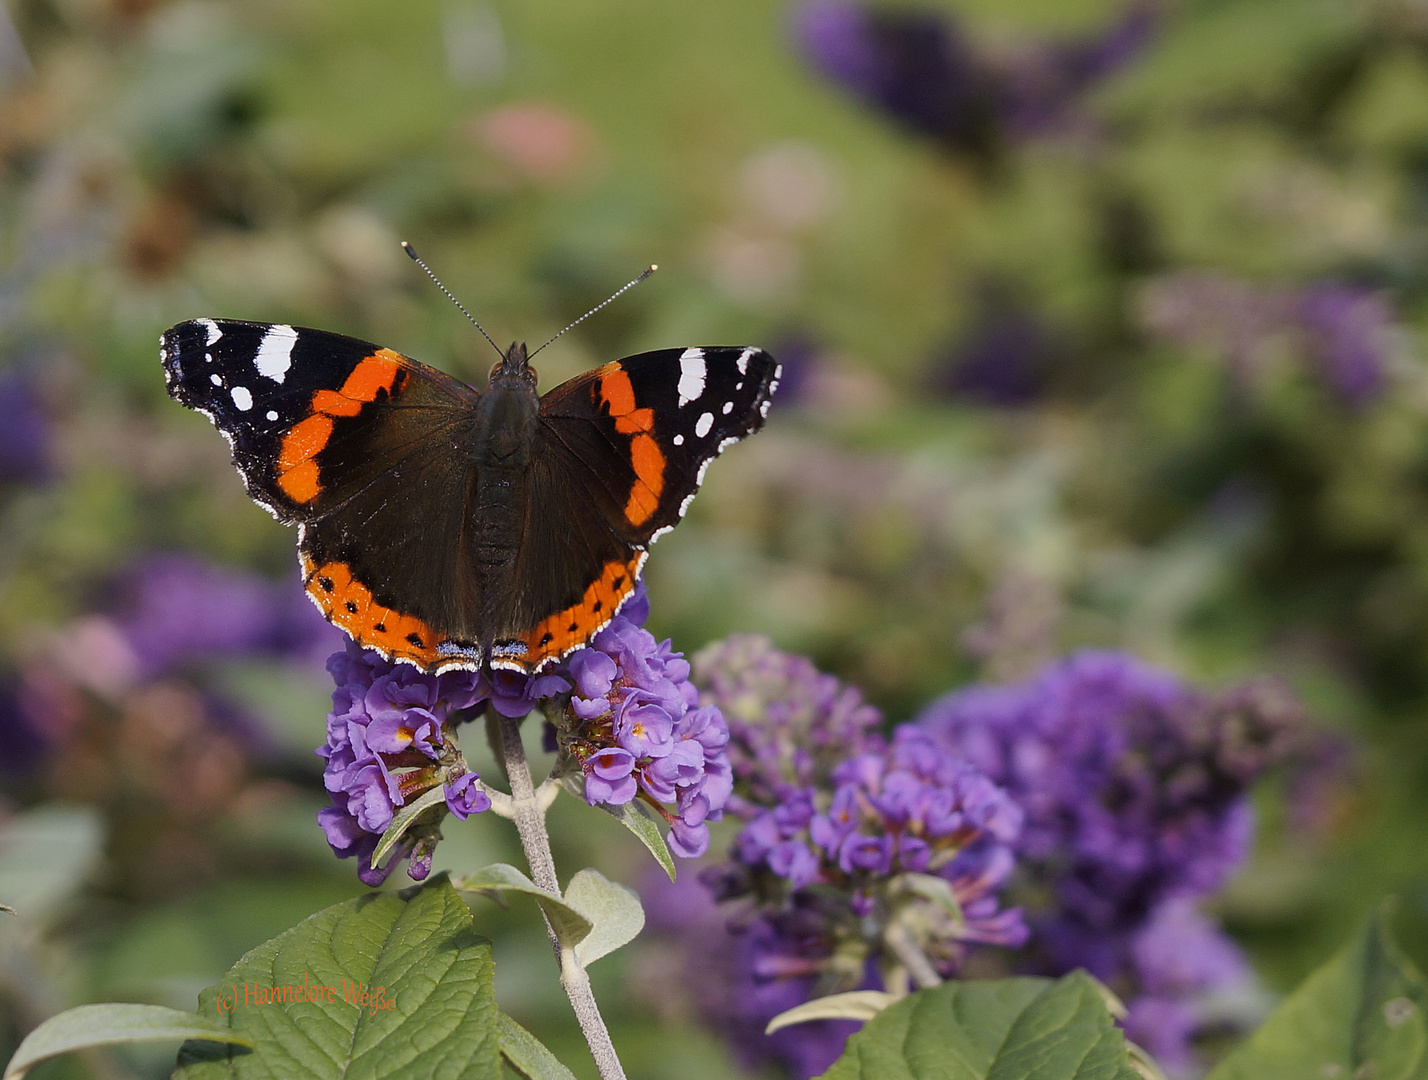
[497,713,628,1080]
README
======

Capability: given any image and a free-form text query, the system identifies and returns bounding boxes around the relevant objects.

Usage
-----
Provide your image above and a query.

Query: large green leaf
[1207,907,1428,1080]
[821,972,1140,1080]
[3,1003,251,1079]
[173,877,500,1079]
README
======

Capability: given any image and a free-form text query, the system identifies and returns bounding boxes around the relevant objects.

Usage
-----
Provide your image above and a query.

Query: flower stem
[884,920,944,990]
[497,713,628,1080]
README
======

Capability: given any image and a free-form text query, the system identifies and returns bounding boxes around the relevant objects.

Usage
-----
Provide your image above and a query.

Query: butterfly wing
[487,346,779,671]
[161,319,487,670]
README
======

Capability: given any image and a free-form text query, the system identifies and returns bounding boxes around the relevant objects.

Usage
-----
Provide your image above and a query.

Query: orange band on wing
[302,554,450,668]
[276,350,407,504]
[597,365,664,528]
[501,556,643,670]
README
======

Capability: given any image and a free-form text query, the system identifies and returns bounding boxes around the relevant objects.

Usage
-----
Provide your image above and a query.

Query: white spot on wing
[695,412,713,438]
[230,386,253,411]
[266,410,279,421]
[737,346,755,375]
[198,319,222,345]
[255,324,299,383]
[722,400,734,415]
[210,373,222,386]
[677,348,706,407]
[673,434,684,446]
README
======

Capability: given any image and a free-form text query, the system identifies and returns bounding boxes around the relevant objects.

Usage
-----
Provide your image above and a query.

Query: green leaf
[173,877,500,1079]
[455,863,594,951]
[822,972,1140,1080]
[1207,906,1428,1080]
[564,868,644,967]
[558,774,677,881]
[3,1003,251,1080]
[765,991,899,1033]
[370,786,446,870]
[496,1013,577,1080]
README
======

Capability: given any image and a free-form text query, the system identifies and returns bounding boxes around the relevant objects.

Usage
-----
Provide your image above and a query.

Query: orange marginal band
[276,350,406,503]
[513,556,643,669]
[597,364,665,527]
[302,554,448,668]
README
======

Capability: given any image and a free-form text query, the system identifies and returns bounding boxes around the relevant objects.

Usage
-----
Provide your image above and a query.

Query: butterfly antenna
[528,265,658,360]
[401,241,505,360]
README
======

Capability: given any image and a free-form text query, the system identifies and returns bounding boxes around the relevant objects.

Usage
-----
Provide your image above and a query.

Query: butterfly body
[160,319,778,673]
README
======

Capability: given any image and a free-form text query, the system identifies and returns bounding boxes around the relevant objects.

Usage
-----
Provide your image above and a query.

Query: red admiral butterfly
[160,318,778,673]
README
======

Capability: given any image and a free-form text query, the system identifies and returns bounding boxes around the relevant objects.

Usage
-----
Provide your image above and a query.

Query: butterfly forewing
[537,346,780,544]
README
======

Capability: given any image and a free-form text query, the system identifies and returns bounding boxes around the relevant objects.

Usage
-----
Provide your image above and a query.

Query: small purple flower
[585,747,638,805]
[445,772,492,820]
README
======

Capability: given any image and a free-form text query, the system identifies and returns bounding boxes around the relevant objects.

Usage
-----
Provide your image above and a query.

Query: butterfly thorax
[471,344,539,466]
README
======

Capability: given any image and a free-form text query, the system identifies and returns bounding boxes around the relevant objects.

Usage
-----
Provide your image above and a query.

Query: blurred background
[0,0,1425,1075]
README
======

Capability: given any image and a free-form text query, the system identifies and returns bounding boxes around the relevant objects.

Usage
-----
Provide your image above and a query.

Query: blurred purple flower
[1298,282,1392,407]
[112,554,344,678]
[792,1,1159,162]
[639,872,867,1080]
[995,3,1159,137]
[930,282,1062,406]
[1139,272,1398,407]
[0,370,52,487]
[918,650,1295,1068]
[695,633,883,807]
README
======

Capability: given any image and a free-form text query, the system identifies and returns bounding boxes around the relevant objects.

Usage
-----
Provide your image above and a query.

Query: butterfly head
[490,341,537,391]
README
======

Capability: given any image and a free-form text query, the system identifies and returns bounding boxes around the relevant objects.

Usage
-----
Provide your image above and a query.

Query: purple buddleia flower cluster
[552,588,733,858]
[649,636,1025,1079]
[318,582,732,881]
[917,650,1296,1072]
[1139,272,1397,408]
[791,0,1158,163]
[318,642,491,886]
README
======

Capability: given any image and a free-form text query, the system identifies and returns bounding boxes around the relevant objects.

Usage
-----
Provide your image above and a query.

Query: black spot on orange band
[301,552,449,668]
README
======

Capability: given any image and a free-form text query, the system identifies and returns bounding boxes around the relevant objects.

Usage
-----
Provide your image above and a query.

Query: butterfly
[160,318,779,673]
